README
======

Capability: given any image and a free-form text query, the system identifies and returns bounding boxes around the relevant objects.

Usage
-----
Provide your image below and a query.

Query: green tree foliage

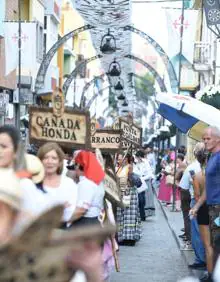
[135,73,155,105]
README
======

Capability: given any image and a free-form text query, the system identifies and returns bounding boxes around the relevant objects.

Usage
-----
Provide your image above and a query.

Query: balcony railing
[193,42,212,71]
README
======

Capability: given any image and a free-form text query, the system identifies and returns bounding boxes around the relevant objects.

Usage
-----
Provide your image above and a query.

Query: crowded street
[1,0,220,281]
[111,199,190,282]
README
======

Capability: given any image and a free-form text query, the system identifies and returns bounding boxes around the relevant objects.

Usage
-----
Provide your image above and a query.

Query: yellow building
[59,0,102,107]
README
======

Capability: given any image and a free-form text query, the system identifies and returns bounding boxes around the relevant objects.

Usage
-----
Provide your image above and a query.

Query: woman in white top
[37,142,78,225]
[135,150,155,218]
[70,150,105,226]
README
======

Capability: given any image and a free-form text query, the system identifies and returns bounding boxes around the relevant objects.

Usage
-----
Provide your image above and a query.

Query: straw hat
[25,154,45,184]
[0,169,22,210]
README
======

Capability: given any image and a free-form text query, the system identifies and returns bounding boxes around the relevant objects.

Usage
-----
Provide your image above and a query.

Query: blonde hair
[37,143,64,175]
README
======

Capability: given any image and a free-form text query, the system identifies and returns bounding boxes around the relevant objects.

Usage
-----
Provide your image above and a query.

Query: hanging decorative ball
[100,28,116,54]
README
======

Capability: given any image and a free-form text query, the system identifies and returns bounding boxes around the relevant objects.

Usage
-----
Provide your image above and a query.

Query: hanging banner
[115,117,142,147]
[91,129,122,152]
[203,0,220,26]
[4,22,37,75]
[29,107,91,149]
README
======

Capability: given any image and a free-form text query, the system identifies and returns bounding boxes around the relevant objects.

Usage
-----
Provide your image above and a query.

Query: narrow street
[111,199,190,282]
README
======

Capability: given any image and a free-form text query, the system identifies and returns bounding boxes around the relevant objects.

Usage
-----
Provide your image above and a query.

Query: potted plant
[196,85,220,110]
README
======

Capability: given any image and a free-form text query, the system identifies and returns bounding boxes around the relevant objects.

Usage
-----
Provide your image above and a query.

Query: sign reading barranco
[29,107,91,149]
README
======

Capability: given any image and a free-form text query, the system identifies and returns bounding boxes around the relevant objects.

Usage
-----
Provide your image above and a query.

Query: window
[36,22,44,61]
[44,16,47,30]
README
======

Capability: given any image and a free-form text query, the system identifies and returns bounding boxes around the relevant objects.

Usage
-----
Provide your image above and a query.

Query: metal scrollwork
[35,25,95,93]
[80,73,106,108]
[62,55,103,97]
[125,55,167,92]
[124,25,178,92]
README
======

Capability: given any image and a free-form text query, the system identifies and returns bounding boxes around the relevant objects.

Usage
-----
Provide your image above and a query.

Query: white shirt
[43,176,78,221]
[77,176,105,218]
[147,152,156,172]
[133,160,153,193]
[179,160,201,198]
[19,176,77,224]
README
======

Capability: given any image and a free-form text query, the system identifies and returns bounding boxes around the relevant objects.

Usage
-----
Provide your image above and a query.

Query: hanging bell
[114,78,124,90]
[100,29,116,54]
[108,59,121,77]
[122,109,129,113]
[122,99,128,107]
[117,92,125,100]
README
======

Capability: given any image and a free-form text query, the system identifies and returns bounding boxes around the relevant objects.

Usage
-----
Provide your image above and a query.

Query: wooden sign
[91,129,122,152]
[114,117,142,148]
[29,107,91,149]
[104,170,122,206]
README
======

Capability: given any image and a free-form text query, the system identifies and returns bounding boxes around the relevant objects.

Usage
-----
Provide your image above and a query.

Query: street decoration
[117,92,126,100]
[52,88,65,117]
[62,55,102,97]
[100,29,117,54]
[108,59,121,77]
[34,25,94,93]
[123,25,178,92]
[114,78,124,90]
[125,55,167,92]
[29,106,91,149]
[204,0,220,27]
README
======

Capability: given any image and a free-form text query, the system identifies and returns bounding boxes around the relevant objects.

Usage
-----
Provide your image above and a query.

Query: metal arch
[125,54,167,92]
[80,73,107,108]
[35,24,94,93]
[87,85,149,114]
[82,71,161,107]
[62,55,102,96]
[124,25,178,92]
[86,86,110,109]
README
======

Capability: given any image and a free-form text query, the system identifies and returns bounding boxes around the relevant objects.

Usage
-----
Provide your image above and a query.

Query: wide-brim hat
[0,169,22,210]
[25,154,45,184]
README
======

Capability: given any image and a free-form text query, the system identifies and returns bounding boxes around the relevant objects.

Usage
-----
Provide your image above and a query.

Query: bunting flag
[4,22,36,75]
[165,9,198,64]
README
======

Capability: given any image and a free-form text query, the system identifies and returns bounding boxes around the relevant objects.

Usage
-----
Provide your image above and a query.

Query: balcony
[193,42,213,72]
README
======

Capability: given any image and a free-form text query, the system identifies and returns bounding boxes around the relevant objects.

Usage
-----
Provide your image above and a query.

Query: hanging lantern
[108,59,121,77]
[100,29,116,54]
[114,77,124,91]
[122,99,128,107]
[117,92,125,100]
[122,109,129,113]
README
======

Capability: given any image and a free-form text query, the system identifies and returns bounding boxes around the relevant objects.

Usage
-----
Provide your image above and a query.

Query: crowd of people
[1,123,220,282]
[157,126,220,282]
[0,125,157,282]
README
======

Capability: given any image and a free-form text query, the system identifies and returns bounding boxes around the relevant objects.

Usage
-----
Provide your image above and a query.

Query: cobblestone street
[111,199,190,282]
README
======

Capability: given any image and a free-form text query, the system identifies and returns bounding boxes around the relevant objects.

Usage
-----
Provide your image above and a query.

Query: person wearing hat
[69,150,105,226]
[0,169,22,245]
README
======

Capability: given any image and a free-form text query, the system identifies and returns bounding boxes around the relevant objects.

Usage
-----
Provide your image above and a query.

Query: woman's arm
[192,175,200,202]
